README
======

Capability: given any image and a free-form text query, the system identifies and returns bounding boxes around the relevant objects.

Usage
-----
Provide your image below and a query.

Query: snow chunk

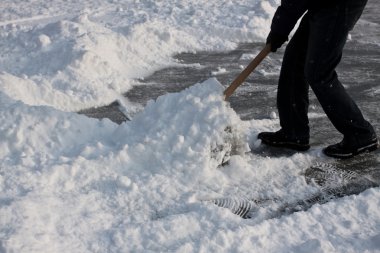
[37,34,51,48]
[270,111,277,119]
[211,67,227,76]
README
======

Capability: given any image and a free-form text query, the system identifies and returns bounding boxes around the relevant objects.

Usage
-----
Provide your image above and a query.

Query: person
[258,0,378,158]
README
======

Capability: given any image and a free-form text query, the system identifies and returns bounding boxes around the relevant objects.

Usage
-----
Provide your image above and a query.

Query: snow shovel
[223,44,271,100]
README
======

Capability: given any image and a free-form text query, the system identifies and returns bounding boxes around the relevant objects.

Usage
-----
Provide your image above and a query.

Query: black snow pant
[277,0,375,142]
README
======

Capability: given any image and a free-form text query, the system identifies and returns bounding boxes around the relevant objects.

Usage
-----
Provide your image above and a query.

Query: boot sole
[260,139,310,151]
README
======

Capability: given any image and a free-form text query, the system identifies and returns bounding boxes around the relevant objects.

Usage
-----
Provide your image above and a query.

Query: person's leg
[277,14,310,140]
[305,0,378,158]
[258,15,311,151]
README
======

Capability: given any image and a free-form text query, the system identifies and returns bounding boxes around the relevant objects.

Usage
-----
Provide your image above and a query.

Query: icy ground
[1,0,380,252]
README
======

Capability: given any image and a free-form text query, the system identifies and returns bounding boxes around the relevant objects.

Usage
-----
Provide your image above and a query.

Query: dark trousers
[277,0,375,141]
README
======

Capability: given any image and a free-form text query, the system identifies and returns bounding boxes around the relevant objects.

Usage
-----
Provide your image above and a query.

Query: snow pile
[114,79,248,170]
[0,14,161,111]
[0,79,248,252]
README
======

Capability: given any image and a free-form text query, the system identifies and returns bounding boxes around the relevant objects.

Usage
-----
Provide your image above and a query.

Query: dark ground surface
[79,1,380,213]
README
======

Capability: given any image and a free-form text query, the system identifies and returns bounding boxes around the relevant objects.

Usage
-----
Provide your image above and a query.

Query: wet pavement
[79,2,380,214]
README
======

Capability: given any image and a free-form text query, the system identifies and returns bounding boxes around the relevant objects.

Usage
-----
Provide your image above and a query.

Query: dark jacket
[271,0,343,37]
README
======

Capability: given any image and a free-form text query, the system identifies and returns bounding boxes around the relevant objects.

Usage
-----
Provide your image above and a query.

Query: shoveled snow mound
[0,78,247,252]
[114,78,248,170]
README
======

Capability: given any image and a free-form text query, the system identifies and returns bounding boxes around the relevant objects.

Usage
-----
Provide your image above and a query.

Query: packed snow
[0,0,379,253]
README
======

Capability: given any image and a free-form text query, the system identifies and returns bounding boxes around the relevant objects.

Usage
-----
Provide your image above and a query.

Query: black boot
[258,130,310,151]
[323,135,379,159]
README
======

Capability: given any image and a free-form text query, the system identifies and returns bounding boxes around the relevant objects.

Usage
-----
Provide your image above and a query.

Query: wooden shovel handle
[223,44,271,100]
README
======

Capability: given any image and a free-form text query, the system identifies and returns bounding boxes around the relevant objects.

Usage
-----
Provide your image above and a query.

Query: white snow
[211,67,227,76]
[269,111,277,119]
[0,1,379,253]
